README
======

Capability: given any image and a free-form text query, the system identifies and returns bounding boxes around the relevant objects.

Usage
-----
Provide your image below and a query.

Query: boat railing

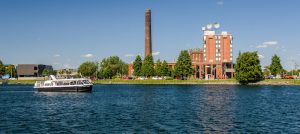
[34,78,92,88]
[34,81,44,88]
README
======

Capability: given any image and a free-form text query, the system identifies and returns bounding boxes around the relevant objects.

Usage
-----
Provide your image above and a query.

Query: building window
[34,67,37,70]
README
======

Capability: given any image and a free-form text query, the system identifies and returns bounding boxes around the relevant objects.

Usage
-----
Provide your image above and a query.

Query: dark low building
[16,64,53,77]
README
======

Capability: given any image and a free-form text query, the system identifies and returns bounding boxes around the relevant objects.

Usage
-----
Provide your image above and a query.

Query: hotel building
[190,30,234,79]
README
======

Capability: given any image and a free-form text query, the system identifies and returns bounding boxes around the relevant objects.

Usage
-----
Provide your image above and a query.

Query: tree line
[77,50,195,79]
[132,50,194,79]
[132,55,172,78]
[78,56,128,79]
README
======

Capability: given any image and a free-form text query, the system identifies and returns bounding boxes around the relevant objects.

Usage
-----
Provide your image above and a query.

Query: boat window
[77,81,83,85]
[57,81,63,86]
[83,80,90,84]
[44,83,52,86]
[63,82,69,85]
[70,81,76,85]
[51,82,56,86]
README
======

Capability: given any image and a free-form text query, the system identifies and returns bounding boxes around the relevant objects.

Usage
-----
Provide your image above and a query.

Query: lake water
[1,84,300,133]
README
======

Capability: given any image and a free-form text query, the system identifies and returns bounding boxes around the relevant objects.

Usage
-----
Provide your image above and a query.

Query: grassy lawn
[92,79,238,84]
[1,79,300,85]
[0,80,36,85]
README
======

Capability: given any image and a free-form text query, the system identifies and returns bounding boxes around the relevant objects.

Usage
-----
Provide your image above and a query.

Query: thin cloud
[263,41,278,46]
[217,1,223,5]
[152,51,160,56]
[256,41,278,48]
[258,54,264,59]
[125,54,135,57]
[256,44,268,48]
[53,54,61,57]
[81,54,93,58]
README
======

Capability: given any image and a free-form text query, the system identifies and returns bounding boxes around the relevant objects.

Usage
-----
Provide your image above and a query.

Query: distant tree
[42,69,50,76]
[263,66,271,77]
[101,65,113,79]
[235,51,264,84]
[269,54,283,76]
[52,70,57,76]
[65,69,72,76]
[141,55,155,77]
[155,59,162,77]
[58,69,65,75]
[5,65,16,78]
[78,61,97,77]
[133,55,143,77]
[121,63,128,77]
[98,56,128,79]
[287,69,300,76]
[174,50,193,79]
[0,60,5,76]
[161,60,170,77]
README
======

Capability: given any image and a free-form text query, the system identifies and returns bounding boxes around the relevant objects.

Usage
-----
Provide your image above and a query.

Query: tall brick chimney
[145,9,152,57]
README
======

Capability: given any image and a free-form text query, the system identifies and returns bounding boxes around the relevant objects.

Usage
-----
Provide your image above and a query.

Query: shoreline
[1,79,300,86]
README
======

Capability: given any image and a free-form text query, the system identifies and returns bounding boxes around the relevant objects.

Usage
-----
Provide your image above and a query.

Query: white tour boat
[34,75,93,92]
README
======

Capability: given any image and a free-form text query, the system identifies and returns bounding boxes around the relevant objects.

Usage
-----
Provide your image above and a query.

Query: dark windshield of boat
[77,81,83,85]
[82,80,91,84]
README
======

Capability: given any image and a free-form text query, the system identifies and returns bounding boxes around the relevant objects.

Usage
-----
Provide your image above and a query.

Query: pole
[214,67,216,79]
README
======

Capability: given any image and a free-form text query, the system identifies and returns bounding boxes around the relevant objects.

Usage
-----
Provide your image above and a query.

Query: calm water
[1,84,300,133]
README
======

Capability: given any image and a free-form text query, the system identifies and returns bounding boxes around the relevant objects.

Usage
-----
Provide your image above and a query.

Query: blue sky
[0,0,300,70]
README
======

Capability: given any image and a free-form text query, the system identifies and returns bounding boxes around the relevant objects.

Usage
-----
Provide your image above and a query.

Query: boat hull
[36,85,92,92]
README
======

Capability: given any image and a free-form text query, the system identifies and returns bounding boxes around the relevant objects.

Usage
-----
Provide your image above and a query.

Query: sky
[0,0,300,70]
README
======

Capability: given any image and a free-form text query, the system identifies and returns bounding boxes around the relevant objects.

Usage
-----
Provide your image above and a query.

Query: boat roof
[51,78,89,81]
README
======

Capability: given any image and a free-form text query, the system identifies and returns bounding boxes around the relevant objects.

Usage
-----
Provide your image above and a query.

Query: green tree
[42,69,50,76]
[287,69,300,76]
[98,56,128,79]
[0,60,5,76]
[174,50,193,79]
[155,59,162,77]
[141,55,155,77]
[52,70,57,76]
[78,61,97,77]
[58,69,65,75]
[161,60,170,77]
[65,69,72,76]
[133,55,142,77]
[235,51,264,84]
[269,54,283,76]
[263,66,271,77]
[5,65,16,77]
[102,65,113,79]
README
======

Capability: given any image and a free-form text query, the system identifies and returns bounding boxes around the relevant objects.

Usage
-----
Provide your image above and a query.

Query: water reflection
[196,85,236,132]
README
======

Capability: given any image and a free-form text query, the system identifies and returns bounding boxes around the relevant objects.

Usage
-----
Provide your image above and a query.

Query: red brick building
[190,31,234,79]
